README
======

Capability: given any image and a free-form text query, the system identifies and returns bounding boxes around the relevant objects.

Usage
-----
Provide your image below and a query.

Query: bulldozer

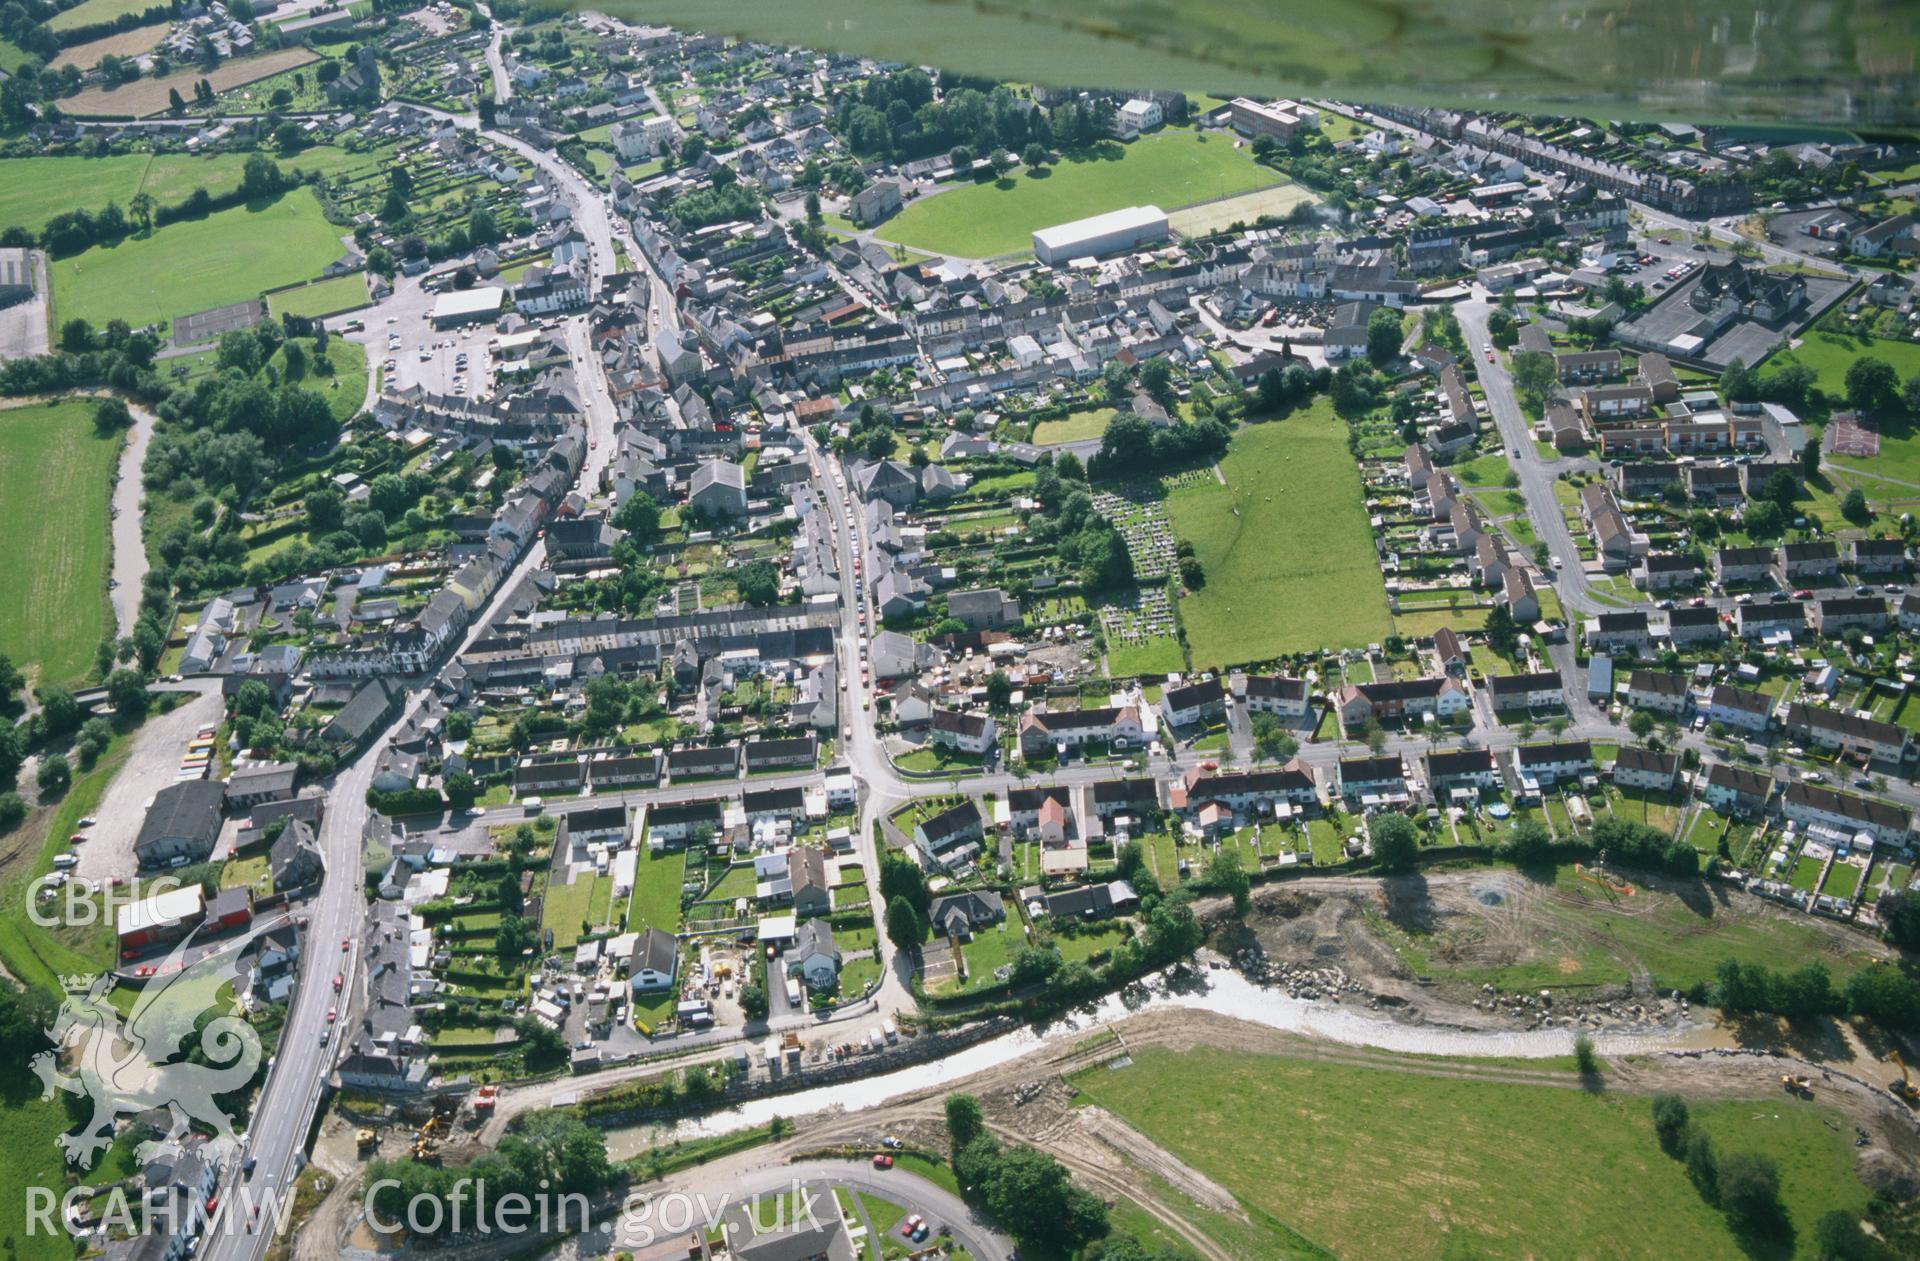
[1890,1051,1920,1106]
[1780,1074,1813,1098]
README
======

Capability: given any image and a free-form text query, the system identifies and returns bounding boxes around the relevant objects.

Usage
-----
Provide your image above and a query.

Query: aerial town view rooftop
[1,1,1920,1259]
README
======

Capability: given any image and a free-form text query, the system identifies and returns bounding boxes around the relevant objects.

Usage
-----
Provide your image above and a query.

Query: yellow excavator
[1890,1051,1919,1105]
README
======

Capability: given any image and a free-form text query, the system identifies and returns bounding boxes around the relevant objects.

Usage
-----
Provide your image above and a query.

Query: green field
[876,129,1280,258]
[1763,328,1920,482]
[52,187,345,331]
[1073,1044,1868,1261]
[0,399,119,686]
[267,273,371,320]
[1166,405,1390,666]
[0,153,154,234]
[48,0,158,30]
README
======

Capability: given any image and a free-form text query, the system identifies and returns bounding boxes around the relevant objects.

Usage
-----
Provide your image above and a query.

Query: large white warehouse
[1032,205,1169,265]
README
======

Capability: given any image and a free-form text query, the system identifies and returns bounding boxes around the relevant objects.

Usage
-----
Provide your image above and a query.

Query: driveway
[75,683,223,884]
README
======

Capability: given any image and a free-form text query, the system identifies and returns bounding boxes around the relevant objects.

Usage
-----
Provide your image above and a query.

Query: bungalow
[1017,705,1147,757]
[1425,747,1499,794]
[1243,674,1311,720]
[1585,611,1652,655]
[1336,755,1407,803]
[1486,671,1565,712]
[914,801,985,869]
[1625,669,1689,716]
[1705,683,1773,733]
[930,707,997,755]
[1636,553,1703,591]
[1160,677,1227,728]
[928,890,1005,939]
[1612,745,1679,792]
[1781,782,1912,849]
[1665,605,1726,645]
[1699,762,1773,815]
[1812,596,1889,636]
[1776,541,1840,585]
[1035,879,1139,922]
[1716,545,1776,585]
[1513,740,1593,787]
[1852,538,1909,574]
[1782,702,1909,763]
[1334,676,1471,726]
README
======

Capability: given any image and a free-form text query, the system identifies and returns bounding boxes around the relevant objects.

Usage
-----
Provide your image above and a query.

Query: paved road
[1453,297,1604,616]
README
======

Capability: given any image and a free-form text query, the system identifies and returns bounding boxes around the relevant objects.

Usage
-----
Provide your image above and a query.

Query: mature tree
[734,559,780,606]
[1876,889,1920,952]
[306,486,346,535]
[737,983,768,1020]
[984,671,1013,707]
[1366,306,1404,367]
[106,668,149,719]
[1502,818,1553,866]
[1250,712,1298,761]
[1813,1210,1892,1260]
[885,894,924,951]
[1370,812,1419,870]
[879,851,931,920]
[612,492,662,544]
[1842,487,1870,524]
[1510,350,1556,413]
[1628,709,1657,738]
[1799,439,1820,479]
[0,793,25,831]
[1021,142,1049,169]
[37,754,71,795]
[1845,356,1899,413]
[1203,849,1251,916]
[496,914,534,963]
[92,396,132,433]
[38,687,82,738]
[442,771,478,809]
[0,977,55,1068]
[1651,1094,1690,1155]
[945,1093,984,1150]
[1717,1152,1785,1235]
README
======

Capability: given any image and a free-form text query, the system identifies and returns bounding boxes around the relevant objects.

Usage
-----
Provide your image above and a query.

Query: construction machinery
[1890,1051,1920,1105]
[1779,1074,1813,1098]
[356,1129,377,1152]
